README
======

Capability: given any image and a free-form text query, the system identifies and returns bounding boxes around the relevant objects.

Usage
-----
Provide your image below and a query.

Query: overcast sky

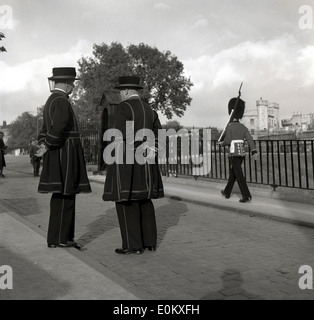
[0,0,313,128]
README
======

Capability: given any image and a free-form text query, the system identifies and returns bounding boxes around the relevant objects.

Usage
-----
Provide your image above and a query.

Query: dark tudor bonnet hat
[115,76,143,90]
[48,67,80,81]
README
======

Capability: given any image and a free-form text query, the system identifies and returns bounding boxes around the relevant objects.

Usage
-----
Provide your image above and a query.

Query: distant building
[0,120,10,143]
[281,112,314,132]
[241,98,281,139]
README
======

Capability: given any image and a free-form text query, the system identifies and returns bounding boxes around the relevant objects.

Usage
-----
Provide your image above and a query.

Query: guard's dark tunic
[102,97,164,202]
[38,90,91,195]
[221,121,256,154]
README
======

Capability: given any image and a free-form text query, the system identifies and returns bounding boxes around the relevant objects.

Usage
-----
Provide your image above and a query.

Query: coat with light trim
[38,91,91,195]
[102,97,164,202]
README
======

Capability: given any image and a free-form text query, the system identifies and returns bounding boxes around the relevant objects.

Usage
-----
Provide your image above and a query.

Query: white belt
[230,140,244,154]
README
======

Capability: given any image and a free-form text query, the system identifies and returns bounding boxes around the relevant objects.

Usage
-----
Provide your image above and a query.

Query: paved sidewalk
[1,155,314,301]
[163,176,314,228]
[90,174,314,228]
[0,210,138,300]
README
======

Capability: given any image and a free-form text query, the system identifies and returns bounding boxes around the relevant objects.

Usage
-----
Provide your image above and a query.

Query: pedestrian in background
[0,131,7,178]
[36,67,91,249]
[102,75,164,254]
[219,97,258,203]
[29,138,41,177]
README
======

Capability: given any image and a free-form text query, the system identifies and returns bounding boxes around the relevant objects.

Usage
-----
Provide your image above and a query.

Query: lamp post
[27,107,41,138]
[36,106,40,137]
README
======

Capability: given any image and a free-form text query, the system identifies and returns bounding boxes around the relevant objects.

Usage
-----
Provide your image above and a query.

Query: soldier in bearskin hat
[219,97,258,203]
[36,67,91,249]
[102,75,164,254]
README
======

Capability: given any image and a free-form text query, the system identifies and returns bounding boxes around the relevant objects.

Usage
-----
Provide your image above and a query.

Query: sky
[0,0,314,129]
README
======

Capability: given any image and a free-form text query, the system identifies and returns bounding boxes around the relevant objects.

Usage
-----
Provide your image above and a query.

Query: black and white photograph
[1,0,314,306]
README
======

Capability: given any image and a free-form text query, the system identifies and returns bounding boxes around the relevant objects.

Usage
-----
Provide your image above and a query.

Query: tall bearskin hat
[228,97,245,119]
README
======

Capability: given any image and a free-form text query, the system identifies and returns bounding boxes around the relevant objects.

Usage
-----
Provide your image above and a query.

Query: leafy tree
[73,42,193,121]
[0,32,6,52]
[7,108,44,151]
[162,120,183,131]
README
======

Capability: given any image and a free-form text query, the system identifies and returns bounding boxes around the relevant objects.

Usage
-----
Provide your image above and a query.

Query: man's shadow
[155,197,188,247]
[77,206,118,248]
[201,268,264,300]
[77,197,187,248]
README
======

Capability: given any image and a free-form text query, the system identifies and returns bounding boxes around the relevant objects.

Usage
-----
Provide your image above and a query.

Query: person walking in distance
[220,97,258,203]
[0,131,7,178]
[29,138,41,177]
[102,75,164,254]
[36,67,91,249]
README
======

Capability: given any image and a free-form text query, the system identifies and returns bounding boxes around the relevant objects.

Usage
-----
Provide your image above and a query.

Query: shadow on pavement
[77,198,188,249]
[155,198,188,247]
[77,206,118,248]
[0,198,41,216]
[200,268,264,300]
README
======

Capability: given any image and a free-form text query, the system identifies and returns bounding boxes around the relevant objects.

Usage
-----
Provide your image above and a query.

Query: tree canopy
[73,42,193,122]
[7,108,44,151]
[0,32,6,52]
[162,120,183,131]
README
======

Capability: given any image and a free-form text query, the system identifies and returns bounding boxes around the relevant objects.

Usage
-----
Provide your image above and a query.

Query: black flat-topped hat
[115,76,143,89]
[48,67,80,80]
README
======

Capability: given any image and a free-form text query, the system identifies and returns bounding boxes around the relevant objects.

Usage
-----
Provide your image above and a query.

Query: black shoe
[144,246,156,251]
[221,190,230,199]
[60,241,81,250]
[115,248,144,255]
[239,198,252,203]
[48,241,81,250]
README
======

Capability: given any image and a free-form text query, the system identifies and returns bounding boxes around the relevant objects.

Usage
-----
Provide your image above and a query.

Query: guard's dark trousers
[115,199,157,250]
[224,156,252,199]
[47,193,76,245]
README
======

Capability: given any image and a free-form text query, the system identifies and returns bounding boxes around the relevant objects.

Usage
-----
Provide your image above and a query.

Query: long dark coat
[38,91,91,195]
[102,97,164,202]
[0,139,6,169]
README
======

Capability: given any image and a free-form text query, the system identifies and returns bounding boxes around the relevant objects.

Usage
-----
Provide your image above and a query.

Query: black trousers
[47,193,76,245]
[32,160,40,176]
[224,156,252,199]
[115,199,157,250]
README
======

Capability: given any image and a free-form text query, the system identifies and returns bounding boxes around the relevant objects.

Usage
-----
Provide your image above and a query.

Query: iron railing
[78,122,314,190]
[78,122,99,166]
[159,139,314,190]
